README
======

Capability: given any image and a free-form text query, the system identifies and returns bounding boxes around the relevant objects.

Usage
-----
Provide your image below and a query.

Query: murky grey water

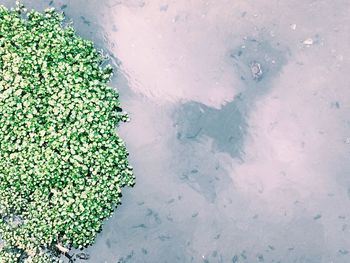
[2,0,350,262]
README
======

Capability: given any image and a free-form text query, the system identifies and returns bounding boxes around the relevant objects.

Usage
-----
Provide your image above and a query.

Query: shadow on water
[173,33,289,201]
[174,100,247,158]
[175,34,288,158]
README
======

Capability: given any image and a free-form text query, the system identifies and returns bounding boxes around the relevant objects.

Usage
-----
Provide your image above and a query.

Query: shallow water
[2,0,350,262]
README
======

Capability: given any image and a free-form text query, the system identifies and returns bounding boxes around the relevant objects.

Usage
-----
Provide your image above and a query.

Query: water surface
[2,0,350,262]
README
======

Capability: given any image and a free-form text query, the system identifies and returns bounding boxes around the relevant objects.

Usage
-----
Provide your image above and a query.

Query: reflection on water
[2,0,350,262]
[173,36,287,202]
[175,100,246,158]
[175,36,288,158]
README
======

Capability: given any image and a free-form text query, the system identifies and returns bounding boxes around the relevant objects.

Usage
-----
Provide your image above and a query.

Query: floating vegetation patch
[0,2,134,262]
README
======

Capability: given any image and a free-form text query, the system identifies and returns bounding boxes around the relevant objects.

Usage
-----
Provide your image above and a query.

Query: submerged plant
[0,2,134,262]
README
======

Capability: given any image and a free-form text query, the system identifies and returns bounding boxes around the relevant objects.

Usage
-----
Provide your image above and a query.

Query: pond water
[1,0,350,262]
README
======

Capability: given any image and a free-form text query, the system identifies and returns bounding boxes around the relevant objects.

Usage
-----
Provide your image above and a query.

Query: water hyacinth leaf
[0,2,135,262]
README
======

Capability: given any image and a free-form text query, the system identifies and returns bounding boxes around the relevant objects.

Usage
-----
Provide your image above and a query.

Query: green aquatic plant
[0,2,135,262]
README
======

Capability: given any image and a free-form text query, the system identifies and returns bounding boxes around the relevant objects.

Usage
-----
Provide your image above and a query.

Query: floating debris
[303,38,314,45]
[56,244,69,254]
[76,253,90,260]
[250,61,263,81]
